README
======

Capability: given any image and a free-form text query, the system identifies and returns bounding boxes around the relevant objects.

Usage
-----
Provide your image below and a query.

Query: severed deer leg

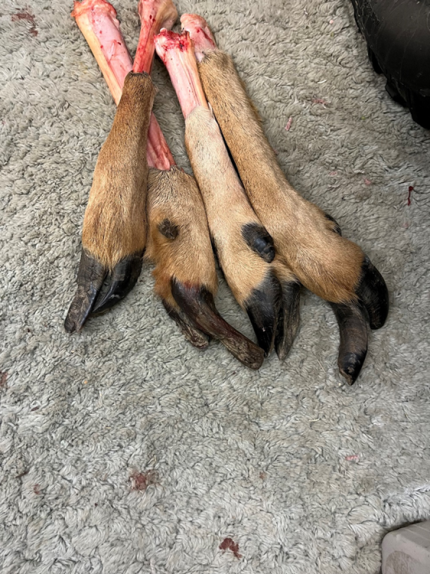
[134,0,263,367]
[67,0,264,368]
[65,0,158,331]
[181,14,389,384]
[154,30,296,358]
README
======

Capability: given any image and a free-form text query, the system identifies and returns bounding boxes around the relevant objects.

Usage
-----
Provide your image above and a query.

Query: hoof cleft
[244,270,282,356]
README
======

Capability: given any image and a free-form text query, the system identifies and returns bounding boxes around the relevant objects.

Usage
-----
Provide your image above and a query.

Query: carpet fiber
[1,1,430,573]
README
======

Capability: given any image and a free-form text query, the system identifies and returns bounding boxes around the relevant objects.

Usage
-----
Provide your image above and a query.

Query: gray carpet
[1,0,430,572]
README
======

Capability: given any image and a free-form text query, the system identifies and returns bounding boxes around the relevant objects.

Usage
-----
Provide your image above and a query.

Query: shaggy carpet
[1,0,430,573]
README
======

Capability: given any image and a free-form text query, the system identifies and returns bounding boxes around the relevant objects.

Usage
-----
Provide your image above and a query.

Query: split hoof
[244,269,282,356]
[91,252,143,315]
[171,279,264,369]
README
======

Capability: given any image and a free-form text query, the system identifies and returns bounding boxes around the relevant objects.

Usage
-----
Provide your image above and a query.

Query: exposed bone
[72,0,175,170]
[133,0,178,74]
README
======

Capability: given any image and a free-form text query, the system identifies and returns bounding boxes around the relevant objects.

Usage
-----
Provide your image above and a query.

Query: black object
[351,0,430,128]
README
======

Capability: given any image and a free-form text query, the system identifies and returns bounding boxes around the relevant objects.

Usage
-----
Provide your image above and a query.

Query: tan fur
[184,106,271,305]
[82,73,154,269]
[198,51,364,304]
[145,166,218,308]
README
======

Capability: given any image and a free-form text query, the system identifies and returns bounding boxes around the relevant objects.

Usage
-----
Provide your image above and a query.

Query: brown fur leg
[65,72,154,330]
[146,167,263,365]
[182,27,390,378]
[184,107,281,352]
[193,46,389,314]
[81,72,154,270]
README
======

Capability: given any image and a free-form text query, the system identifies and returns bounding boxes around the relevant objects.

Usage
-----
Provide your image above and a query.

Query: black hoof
[64,249,107,333]
[91,252,143,315]
[355,256,389,330]
[275,280,301,361]
[330,301,368,385]
[162,300,210,349]
[171,279,264,369]
[244,270,282,356]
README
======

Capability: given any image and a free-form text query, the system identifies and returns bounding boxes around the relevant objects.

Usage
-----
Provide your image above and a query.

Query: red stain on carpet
[219,537,242,559]
[12,9,38,36]
[130,470,158,491]
[345,454,359,462]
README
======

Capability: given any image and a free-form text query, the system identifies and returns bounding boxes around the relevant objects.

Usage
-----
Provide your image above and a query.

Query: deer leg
[146,167,264,368]
[64,69,154,332]
[66,0,159,330]
[154,30,288,357]
[182,14,389,383]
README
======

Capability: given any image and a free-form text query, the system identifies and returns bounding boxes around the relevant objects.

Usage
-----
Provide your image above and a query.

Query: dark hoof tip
[339,352,366,385]
[162,300,210,350]
[275,344,290,362]
[274,280,301,361]
[171,279,264,369]
[356,256,389,330]
[64,316,77,334]
[91,253,143,315]
[244,271,283,357]
[330,301,368,385]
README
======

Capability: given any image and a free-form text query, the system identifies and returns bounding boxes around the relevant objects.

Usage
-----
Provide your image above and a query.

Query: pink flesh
[154,30,209,119]
[133,0,178,74]
[72,0,174,170]
[180,14,216,62]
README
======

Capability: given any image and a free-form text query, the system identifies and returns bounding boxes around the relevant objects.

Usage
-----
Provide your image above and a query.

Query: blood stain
[12,10,38,36]
[219,538,242,559]
[130,469,158,491]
